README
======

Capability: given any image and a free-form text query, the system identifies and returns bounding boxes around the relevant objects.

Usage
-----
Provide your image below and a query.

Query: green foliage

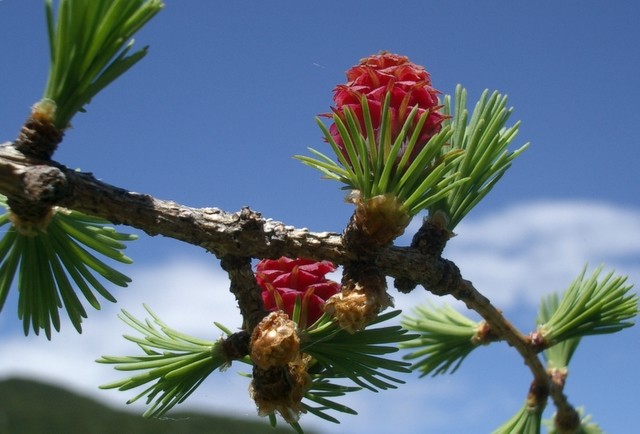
[402,268,636,433]
[43,0,163,128]
[430,85,529,230]
[98,305,229,418]
[99,307,415,431]
[0,196,136,338]
[299,86,528,225]
[300,376,359,424]
[497,267,636,433]
[493,403,543,434]
[538,266,638,347]
[301,309,415,392]
[401,303,482,376]
[537,293,581,369]
[3,4,635,433]
[297,93,466,217]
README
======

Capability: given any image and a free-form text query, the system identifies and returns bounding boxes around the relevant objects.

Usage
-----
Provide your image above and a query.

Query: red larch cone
[328,51,446,167]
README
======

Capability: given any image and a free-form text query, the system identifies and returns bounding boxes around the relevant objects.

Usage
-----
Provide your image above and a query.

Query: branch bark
[0,141,559,410]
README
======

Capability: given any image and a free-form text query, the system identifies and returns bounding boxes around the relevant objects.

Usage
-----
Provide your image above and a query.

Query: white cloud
[0,257,249,415]
[0,200,638,433]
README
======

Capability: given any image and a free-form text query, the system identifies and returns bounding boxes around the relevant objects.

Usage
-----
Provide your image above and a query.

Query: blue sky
[1,1,639,433]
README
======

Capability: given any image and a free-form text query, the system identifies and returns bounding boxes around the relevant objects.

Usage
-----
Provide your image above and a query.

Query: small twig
[456,279,548,385]
[219,255,267,332]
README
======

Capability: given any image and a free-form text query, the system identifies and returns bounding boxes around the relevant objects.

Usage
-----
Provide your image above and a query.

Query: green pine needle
[538,265,638,347]
[0,197,137,339]
[537,293,580,370]
[298,86,527,224]
[300,376,360,425]
[301,310,415,392]
[401,303,482,377]
[493,403,543,434]
[430,85,529,230]
[43,0,163,128]
[97,305,228,418]
[296,93,465,217]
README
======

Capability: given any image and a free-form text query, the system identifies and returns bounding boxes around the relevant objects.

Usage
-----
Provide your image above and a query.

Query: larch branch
[0,141,559,410]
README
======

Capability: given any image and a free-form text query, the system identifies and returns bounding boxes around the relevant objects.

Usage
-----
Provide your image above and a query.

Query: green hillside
[0,377,308,434]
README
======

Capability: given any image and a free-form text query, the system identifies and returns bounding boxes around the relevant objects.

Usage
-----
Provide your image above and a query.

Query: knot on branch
[426,258,462,297]
[20,164,69,203]
[527,379,550,409]
[6,164,69,233]
[548,367,568,389]
[237,207,264,230]
[395,215,453,293]
[471,321,500,345]
[528,329,548,353]
[554,402,581,433]
[436,259,468,294]
[220,330,251,361]
[343,193,410,252]
[224,207,272,254]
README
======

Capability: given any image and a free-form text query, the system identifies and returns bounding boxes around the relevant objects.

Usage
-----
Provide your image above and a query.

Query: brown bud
[250,311,300,369]
[250,355,311,423]
[347,192,410,250]
[15,100,64,160]
[324,281,393,333]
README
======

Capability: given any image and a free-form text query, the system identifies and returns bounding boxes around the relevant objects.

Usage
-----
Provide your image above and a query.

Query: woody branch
[0,140,561,399]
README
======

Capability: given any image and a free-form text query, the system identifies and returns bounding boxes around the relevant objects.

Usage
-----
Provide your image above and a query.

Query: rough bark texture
[394,215,453,293]
[0,141,565,411]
